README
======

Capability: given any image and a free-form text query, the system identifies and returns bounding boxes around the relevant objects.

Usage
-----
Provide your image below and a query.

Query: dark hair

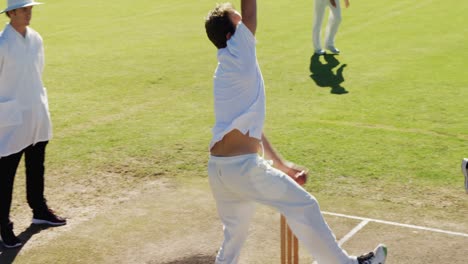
[205,3,236,49]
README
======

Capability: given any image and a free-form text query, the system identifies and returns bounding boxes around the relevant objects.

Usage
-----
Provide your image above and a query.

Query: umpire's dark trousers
[0,141,48,226]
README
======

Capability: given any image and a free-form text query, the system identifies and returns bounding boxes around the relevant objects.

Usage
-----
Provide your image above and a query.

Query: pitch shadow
[0,224,50,264]
[309,53,348,94]
[158,254,216,264]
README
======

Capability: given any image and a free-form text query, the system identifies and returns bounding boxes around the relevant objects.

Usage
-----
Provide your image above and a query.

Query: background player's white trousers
[208,154,357,264]
[313,0,343,50]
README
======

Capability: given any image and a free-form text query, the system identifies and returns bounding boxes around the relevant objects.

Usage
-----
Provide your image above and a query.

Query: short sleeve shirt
[209,22,266,149]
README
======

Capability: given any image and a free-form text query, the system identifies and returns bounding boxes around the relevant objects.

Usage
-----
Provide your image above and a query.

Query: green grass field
[1,0,467,263]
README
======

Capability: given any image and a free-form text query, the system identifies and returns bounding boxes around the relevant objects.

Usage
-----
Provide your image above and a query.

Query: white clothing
[313,0,343,50]
[209,22,265,150]
[208,18,357,264]
[208,154,357,264]
[0,24,52,157]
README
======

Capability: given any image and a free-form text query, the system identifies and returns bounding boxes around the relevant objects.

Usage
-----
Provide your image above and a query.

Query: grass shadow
[309,53,348,94]
[0,224,50,264]
[156,254,216,264]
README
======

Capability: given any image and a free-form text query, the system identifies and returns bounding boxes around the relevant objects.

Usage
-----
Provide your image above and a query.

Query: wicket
[280,215,299,264]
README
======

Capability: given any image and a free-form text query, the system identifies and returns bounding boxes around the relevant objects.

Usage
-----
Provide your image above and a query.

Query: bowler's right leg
[208,156,256,264]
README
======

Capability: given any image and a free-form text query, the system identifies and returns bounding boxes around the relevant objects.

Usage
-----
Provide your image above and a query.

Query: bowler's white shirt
[0,23,52,157]
[210,22,266,149]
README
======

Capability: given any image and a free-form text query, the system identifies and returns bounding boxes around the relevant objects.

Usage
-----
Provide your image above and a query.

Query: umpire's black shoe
[462,158,468,193]
[32,208,67,226]
[1,222,22,248]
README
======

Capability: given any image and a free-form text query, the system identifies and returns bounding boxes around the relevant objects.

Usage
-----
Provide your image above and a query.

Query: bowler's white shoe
[326,46,340,54]
[357,244,388,264]
[462,158,468,193]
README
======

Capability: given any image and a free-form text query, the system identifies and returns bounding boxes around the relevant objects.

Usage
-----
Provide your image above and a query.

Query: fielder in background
[204,1,387,263]
[0,0,66,249]
[313,0,350,55]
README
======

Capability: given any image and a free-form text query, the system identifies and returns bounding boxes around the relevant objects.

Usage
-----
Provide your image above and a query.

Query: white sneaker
[314,49,326,55]
[326,46,340,54]
[357,244,388,264]
[462,158,468,193]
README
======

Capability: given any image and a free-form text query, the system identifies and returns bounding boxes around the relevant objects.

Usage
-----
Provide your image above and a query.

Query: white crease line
[323,211,468,238]
[338,220,370,246]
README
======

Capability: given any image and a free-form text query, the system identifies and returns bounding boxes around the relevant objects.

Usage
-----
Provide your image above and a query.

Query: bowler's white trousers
[313,0,343,50]
[208,154,357,264]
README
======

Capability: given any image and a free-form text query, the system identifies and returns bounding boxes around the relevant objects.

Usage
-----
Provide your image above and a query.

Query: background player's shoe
[326,46,340,54]
[314,49,326,55]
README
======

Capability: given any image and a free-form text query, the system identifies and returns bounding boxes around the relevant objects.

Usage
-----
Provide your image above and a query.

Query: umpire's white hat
[1,0,43,14]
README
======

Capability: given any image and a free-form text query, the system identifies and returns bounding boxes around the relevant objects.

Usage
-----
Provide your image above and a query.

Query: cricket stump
[281,214,299,264]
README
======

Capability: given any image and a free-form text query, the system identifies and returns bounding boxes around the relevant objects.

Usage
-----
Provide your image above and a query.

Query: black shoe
[1,222,22,248]
[462,158,468,193]
[32,208,67,226]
